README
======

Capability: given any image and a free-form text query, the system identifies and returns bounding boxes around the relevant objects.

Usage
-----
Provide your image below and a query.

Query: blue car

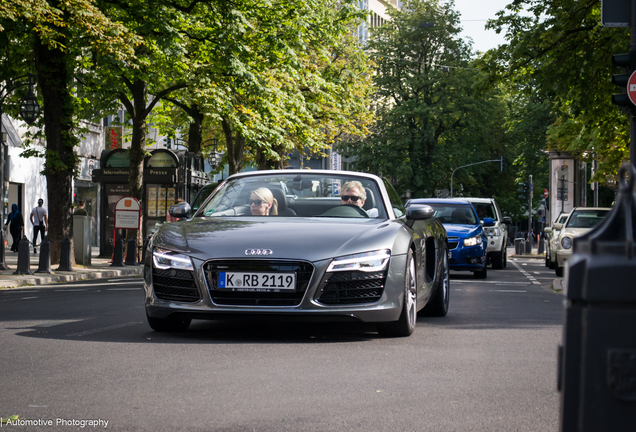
[407,199,490,279]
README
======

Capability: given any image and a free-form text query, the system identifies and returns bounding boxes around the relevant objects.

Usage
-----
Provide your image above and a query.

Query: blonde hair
[251,187,278,215]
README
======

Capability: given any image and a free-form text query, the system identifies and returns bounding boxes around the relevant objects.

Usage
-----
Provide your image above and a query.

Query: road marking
[452,280,530,285]
[21,296,38,300]
[66,322,142,337]
[55,289,89,292]
[489,290,527,293]
[511,261,543,285]
[50,281,142,289]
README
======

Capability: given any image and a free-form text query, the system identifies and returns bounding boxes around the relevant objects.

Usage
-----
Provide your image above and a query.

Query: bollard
[56,237,73,272]
[514,238,525,255]
[525,238,532,254]
[0,229,8,270]
[538,237,545,255]
[35,237,52,274]
[558,164,636,431]
[111,237,125,267]
[125,237,139,266]
[13,235,33,275]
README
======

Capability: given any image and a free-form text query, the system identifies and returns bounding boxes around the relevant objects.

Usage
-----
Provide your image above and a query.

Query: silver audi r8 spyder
[144,170,450,337]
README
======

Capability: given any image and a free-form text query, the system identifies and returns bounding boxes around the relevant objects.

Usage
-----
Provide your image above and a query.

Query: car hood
[560,227,591,238]
[441,224,481,238]
[153,217,403,262]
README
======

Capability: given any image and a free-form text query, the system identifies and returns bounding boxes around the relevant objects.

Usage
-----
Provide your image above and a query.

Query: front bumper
[144,254,408,324]
[448,245,486,271]
[556,248,572,267]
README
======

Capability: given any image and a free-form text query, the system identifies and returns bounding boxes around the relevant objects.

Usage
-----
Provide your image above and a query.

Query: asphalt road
[0,259,563,432]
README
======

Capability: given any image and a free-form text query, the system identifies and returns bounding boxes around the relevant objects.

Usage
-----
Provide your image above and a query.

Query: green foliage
[340,0,512,202]
[482,0,630,183]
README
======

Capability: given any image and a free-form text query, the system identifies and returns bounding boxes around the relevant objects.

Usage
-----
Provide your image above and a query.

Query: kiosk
[143,149,208,239]
[91,149,131,257]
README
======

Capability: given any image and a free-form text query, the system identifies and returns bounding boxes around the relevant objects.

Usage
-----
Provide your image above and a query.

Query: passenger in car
[340,181,378,217]
[250,188,278,216]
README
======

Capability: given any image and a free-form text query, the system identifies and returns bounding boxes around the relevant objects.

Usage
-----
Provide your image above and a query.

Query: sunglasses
[250,199,267,206]
[341,195,362,202]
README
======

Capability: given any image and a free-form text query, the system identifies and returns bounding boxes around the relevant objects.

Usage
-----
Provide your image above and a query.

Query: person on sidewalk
[74,200,88,215]
[4,204,25,252]
[30,198,48,254]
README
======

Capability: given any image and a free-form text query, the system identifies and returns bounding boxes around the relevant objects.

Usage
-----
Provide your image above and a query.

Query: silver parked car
[144,170,450,337]
[465,197,511,269]
[544,212,570,269]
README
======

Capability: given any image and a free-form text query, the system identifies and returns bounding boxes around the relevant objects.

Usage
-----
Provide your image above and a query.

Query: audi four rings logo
[245,249,273,256]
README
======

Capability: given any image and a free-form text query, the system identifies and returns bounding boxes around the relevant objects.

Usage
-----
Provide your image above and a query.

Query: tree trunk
[222,118,244,175]
[126,79,147,244]
[186,106,204,154]
[34,35,77,266]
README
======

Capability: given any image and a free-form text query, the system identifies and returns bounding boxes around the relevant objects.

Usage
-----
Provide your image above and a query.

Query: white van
[465,198,511,269]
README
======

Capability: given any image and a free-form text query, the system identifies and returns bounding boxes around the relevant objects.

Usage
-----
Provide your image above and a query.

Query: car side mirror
[503,216,512,224]
[406,204,434,220]
[168,202,192,220]
[483,217,495,227]
[553,223,563,230]
[544,227,553,234]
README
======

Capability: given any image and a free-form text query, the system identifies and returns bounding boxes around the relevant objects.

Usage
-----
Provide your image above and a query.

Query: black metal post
[56,237,73,272]
[125,237,139,266]
[13,235,33,275]
[0,228,8,270]
[35,237,52,274]
[111,237,125,267]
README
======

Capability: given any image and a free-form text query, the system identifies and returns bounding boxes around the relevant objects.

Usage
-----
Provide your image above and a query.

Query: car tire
[549,257,556,269]
[545,251,550,267]
[492,247,505,270]
[503,247,507,268]
[555,259,564,277]
[146,312,191,332]
[473,264,487,279]
[421,246,450,317]
[377,250,417,337]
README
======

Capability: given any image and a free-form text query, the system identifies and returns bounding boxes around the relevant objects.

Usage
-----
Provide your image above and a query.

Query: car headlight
[561,237,573,250]
[153,248,194,271]
[327,249,390,272]
[485,227,501,237]
[463,235,482,247]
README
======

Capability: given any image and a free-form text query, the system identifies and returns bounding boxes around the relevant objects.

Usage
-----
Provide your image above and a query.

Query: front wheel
[473,264,487,279]
[421,246,450,317]
[555,258,564,277]
[377,250,417,337]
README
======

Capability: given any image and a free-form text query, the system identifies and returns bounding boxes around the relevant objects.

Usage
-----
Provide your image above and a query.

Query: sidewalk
[0,246,143,289]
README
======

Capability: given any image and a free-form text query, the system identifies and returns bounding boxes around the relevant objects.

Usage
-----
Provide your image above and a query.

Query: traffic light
[517,182,527,200]
[611,52,635,108]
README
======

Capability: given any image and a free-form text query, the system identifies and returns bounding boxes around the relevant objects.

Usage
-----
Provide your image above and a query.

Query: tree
[340,0,510,199]
[0,0,137,263]
[482,0,629,183]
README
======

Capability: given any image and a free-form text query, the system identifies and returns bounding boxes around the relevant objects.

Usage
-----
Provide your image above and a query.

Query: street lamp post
[204,138,221,170]
[0,73,40,218]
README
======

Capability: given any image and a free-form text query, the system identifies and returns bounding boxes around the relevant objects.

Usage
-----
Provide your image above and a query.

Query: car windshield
[566,209,610,228]
[424,203,478,225]
[196,173,387,219]
[470,202,496,221]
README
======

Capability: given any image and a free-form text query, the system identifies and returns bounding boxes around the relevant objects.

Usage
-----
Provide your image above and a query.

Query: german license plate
[218,272,296,291]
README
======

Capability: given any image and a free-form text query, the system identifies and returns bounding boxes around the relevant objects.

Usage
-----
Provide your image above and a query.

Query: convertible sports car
[144,170,450,337]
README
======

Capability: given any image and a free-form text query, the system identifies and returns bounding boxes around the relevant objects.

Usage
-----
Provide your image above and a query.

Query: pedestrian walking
[30,198,48,254]
[4,204,25,252]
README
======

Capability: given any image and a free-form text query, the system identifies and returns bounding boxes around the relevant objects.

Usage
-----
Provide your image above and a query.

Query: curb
[0,267,143,289]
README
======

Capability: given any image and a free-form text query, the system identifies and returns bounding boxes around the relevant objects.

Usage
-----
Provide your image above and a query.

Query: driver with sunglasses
[340,181,378,217]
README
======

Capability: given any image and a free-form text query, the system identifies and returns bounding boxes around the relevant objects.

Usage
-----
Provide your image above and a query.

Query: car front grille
[204,260,314,306]
[153,268,201,302]
[448,237,459,250]
[316,270,386,305]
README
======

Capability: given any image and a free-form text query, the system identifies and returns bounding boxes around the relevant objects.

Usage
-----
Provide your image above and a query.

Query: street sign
[628,70,636,105]
[544,188,549,199]
[114,196,141,229]
[602,0,630,27]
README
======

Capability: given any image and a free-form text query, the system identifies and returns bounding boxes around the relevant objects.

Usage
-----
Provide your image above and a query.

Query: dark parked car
[406,198,489,279]
[145,170,450,337]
